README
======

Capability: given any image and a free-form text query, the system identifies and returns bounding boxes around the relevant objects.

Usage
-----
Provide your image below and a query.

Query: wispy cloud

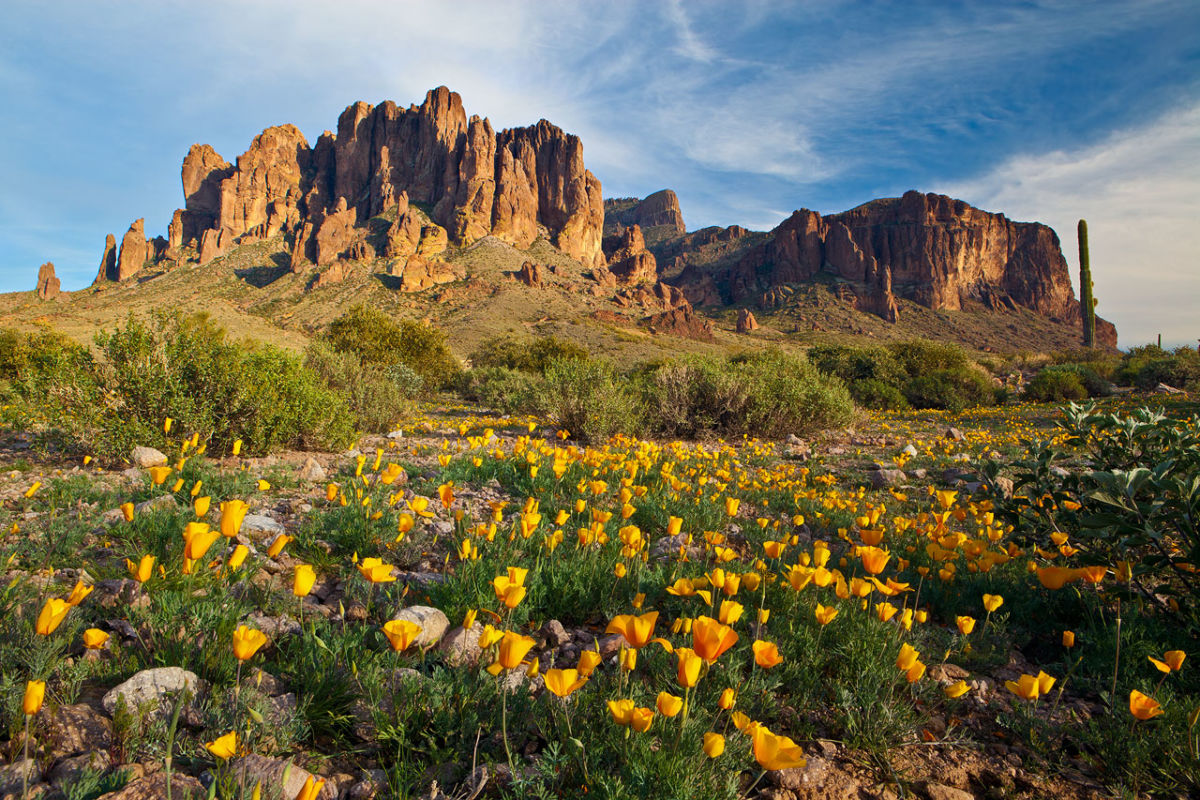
[937,102,1200,348]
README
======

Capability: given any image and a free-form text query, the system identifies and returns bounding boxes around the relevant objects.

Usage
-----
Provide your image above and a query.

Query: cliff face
[604,189,685,235]
[717,191,1115,346]
[94,86,606,284]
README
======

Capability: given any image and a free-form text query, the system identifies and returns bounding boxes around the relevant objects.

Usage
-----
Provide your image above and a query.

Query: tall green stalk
[1079,220,1096,348]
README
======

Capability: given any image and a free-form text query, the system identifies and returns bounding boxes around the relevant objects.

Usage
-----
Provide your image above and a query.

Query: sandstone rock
[945,427,965,442]
[736,308,758,333]
[313,260,355,289]
[197,227,228,265]
[398,255,458,292]
[97,772,205,800]
[298,456,326,482]
[438,625,484,666]
[0,759,41,796]
[347,240,375,261]
[42,704,113,757]
[241,514,285,537]
[130,446,168,467]
[921,782,975,800]
[290,221,315,270]
[515,261,543,288]
[217,125,309,240]
[391,605,451,648]
[647,304,713,341]
[134,494,177,514]
[231,754,334,800]
[604,189,685,235]
[49,751,111,787]
[35,262,61,300]
[94,233,118,283]
[870,469,906,488]
[383,194,423,258]
[181,143,233,244]
[101,667,204,719]
[116,219,151,281]
[315,199,358,266]
[604,224,657,285]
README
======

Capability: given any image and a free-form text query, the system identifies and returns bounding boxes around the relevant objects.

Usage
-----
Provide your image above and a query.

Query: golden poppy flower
[1129,689,1164,720]
[814,603,838,626]
[382,619,422,652]
[944,680,970,698]
[83,628,110,649]
[718,687,736,709]
[295,776,325,800]
[408,497,435,518]
[184,528,221,561]
[497,631,536,670]
[219,500,248,538]
[120,502,135,522]
[703,732,725,757]
[1165,650,1187,671]
[293,565,316,597]
[630,706,655,732]
[577,649,603,677]
[875,602,898,622]
[751,725,806,770]
[205,731,239,760]
[36,598,71,635]
[232,625,268,661]
[358,557,396,584]
[752,640,784,669]
[675,647,703,688]
[65,580,93,607]
[1062,630,1075,648]
[956,616,976,635]
[982,593,1003,612]
[656,691,683,717]
[544,668,588,698]
[1005,673,1040,701]
[228,545,249,570]
[1035,566,1076,590]
[607,698,635,726]
[148,466,172,485]
[692,616,738,663]
[858,546,891,575]
[718,600,743,625]
[24,680,46,715]
[896,643,920,672]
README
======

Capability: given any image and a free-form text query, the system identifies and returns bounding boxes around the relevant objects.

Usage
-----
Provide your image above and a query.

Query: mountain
[7,87,1115,355]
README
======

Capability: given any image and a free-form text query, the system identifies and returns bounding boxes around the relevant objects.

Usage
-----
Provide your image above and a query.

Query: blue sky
[2,0,1197,346]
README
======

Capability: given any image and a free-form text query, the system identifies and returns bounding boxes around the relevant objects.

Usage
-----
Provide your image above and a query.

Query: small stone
[130,446,168,468]
[134,494,178,514]
[541,619,571,647]
[945,427,965,442]
[240,514,286,537]
[42,704,113,757]
[101,667,205,720]
[391,606,450,648]
[0,759,41,796]
[921,782,975,800]
[49,751,111,786]
[870,469,905,489]
[298,457,326,482]
[902,444,918,457]
[438,625,484,666]
[231,754,333,800]
[100,771,205,799]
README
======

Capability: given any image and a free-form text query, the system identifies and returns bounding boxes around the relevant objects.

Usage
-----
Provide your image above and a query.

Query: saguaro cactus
[1078,219,1095,348]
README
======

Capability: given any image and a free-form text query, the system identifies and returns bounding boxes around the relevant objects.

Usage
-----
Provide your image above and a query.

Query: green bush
[1024,368,1088,402]
[14,312,355,458]
[848,378,910,410]
[903,368,995,411]
[303,341,420,433]
[539,357,641,443]
[1114,345,1200,390]
[639,350,855,438]
[886,339,972,376]
[459,366,544,414]
[808,344,907,387]
[470,335,588,374]
[323,304,461,390]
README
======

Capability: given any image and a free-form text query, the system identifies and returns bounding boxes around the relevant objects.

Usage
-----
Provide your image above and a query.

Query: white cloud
[937,102,1200,349]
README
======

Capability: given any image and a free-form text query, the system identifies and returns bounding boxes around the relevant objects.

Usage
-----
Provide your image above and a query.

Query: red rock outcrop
[515,261,543,288]
[647,305,713,341]
[198,228,228,265]
[116,219,150,281]
[35,262,61,300]
[314,200,357,266]
[94,234,117,283]
[176,87,604,271]
[604,189,685,234]
[398,255,459,292]
[603,225,657,285]
[723,191,1109,341]
[181,144,233,244]
[613,281,690,314]
[736,308,758,333]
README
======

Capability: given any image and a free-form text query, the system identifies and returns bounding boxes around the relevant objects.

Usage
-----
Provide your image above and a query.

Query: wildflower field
[1,394,1198,800]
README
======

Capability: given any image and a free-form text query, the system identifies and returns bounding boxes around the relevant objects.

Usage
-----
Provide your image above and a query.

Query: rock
[97,772,205,800]
[921,782,976,800]
[438,625,484,666]
[42,704,113,757]
[246,611,298,639]
[315,199,358,265]
[197,227,228,265]
[94,233,118,283]
[0,759,41,796]
[391,605,450,648]
[647,304,714,341]
[736,308,759,333]
[231,754,334,800]
[181,143,234,243]
[603,189,685,235]
[116,219,151,281]
[768,755,863,800]
[130,446,168,468]
[515,261,543,288]
[870,469,906,488]
[298,457,326,482]
[722,191,1117,344]
[902,444,918,457]
[35,262,61,300]
[134,494,177,514]
[313,259,355,289]
[993,476,1014,499]
[1155,382,1185,395]
[49,751,111,787]
[101,667,205,719]
[603,224,657,285]
[541,620,571,647]
[241,514,285,537]
[398,255,459,292]
[945,427,965,442]
[216,124,308,240]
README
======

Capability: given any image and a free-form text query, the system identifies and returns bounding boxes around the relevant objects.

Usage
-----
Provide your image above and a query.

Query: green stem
[1110,599,1122,708]
[22,714,30,800]
[501,677,515,779]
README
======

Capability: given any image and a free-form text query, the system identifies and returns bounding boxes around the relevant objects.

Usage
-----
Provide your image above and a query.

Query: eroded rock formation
[116,219,150,281]
[604,189,685,235]
[602,225,657,285]
[36,262,61,300]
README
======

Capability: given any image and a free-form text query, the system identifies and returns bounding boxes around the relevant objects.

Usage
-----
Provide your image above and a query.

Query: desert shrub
[323,304,461,390]
[0,326,91,384]
[848,378,911,410]
[303,341,419,432]
[470,335,588,374]
[1114,345,1200,390]
[539,357,640,443]
[459,366,544,414]
[1024,368,1088,403]
[27,312,356,458]
[1043,364,1110,397]
[903,368,995,411]
[886,339,972,376]
[1049,348,1120,380]
[808,344,907,384]
[640,350,855,438]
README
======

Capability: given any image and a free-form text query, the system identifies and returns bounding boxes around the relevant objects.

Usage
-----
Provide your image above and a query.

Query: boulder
[603,224,657,285]
[230,754,334,800]
[515,261,543,288]
[298,457,326,482]
[42,704,113,757]
[736,308,758,333]
[391,605,451,648]
[130,446,168,467]
[437,625,484,666]
[35,262,61,300]
[101,667,205,720]
[97,772,205,800]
